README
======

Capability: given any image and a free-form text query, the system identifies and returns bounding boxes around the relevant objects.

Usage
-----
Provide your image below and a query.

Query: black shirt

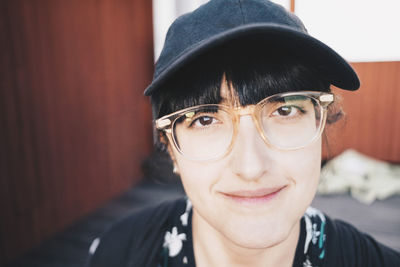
[88,197,400,267]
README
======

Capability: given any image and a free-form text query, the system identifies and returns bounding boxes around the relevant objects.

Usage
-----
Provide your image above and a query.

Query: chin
[231,230,288,250]
[223,218,295,249]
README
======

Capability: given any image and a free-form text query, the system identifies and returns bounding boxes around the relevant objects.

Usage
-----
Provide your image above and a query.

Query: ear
[160,132,180,175]
[167,144,180,175]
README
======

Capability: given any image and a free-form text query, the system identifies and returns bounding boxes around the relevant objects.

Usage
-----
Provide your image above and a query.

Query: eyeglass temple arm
[319,94,334,108]
[156,118,172,130]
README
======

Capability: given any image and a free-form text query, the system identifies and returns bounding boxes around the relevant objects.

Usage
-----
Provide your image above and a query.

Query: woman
[88,0,400,266]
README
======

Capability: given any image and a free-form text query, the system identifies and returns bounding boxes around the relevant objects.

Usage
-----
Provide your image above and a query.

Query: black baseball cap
[144,0,360,96]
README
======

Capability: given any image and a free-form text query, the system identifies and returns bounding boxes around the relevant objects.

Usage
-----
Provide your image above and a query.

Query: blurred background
[1,0,399,266]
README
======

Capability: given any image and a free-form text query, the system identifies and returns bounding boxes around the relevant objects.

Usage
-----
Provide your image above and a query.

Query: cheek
[175,157,224,204]
[283,138,322,211]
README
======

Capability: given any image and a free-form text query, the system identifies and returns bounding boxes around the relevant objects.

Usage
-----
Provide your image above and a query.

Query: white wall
[152,0,290,62]
[153,0,209,62]
[153,0,400,63]
[295,0,400,62]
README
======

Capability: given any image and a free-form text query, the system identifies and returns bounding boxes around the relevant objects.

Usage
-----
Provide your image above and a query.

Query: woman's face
[169,81,322,249]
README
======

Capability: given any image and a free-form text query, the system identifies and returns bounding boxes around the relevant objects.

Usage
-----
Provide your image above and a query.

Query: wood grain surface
[323,62,400,163]
[0,0,154,264]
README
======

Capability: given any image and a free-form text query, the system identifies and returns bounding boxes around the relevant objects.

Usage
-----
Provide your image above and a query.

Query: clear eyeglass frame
[155,91,334,161]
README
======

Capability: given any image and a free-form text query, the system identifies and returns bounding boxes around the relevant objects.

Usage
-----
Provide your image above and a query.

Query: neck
[192,209,300,267]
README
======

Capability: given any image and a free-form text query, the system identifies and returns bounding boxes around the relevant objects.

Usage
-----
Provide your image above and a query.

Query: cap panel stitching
[238,0,245,24]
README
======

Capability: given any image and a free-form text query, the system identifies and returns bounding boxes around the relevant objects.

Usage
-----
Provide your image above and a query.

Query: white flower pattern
[163,227,187,257]
[311,223,321,244]
[303,257,313,267]
[180,198,192,226]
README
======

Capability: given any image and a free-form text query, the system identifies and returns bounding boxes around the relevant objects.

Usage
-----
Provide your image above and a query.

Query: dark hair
[150,41,342,151]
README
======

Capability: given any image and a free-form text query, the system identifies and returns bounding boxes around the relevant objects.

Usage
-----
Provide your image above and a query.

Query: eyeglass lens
[172,95,323,160]
[260,95,321,149]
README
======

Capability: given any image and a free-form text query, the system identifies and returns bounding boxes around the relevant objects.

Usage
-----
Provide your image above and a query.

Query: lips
[221,186,286,204]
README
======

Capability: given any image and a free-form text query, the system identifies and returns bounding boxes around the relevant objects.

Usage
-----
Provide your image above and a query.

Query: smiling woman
[87,0,400,266]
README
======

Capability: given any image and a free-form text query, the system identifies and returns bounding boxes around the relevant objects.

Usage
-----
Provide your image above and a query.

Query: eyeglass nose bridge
[232,104,256,116]
[229,104,272,151]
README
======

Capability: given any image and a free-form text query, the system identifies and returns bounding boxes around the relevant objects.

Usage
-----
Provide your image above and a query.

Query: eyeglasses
[156,91,334,161]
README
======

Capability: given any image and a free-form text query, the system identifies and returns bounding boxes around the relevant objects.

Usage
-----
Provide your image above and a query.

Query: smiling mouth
[221,186,286,204]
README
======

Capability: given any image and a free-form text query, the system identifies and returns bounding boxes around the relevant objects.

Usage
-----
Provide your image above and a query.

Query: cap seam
[238,0,245,24]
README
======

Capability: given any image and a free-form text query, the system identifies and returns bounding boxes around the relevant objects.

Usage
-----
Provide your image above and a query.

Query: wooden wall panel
[323,61,400,163]
[0,0,154,264]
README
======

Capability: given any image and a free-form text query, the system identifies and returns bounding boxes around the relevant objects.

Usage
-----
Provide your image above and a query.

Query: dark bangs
[151,41,331,120]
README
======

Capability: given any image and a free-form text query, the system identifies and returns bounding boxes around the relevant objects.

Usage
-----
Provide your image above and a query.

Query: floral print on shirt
[160,199,327,267]
[303,207,327,267]
[161,198,192,266]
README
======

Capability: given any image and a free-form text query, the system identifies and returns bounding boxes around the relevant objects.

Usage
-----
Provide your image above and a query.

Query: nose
[229,115,271,181]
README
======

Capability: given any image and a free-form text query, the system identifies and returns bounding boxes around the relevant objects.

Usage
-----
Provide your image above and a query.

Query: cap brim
[144,24,360,96]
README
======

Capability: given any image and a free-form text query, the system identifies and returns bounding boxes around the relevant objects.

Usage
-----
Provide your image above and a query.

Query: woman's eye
[272,106,299,117]
[192,116,217,127]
